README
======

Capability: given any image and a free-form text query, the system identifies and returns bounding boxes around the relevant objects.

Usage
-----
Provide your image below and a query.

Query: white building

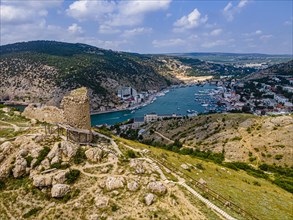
[117,87,137,100]
[144,113,159,123]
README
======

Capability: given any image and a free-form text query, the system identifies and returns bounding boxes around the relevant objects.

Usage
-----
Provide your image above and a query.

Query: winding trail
[121,141,238,220]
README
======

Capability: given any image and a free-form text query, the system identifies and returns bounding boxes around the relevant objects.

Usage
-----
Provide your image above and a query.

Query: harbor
[91,83,220,126]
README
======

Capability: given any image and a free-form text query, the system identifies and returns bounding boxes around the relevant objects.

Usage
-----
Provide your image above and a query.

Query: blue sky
[0,0,292,54]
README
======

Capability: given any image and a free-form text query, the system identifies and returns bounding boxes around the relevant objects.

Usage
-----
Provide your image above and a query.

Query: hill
[244,60,293,80]
[0,106,292,220]
[0,41,176,111]
[140,113,293,167]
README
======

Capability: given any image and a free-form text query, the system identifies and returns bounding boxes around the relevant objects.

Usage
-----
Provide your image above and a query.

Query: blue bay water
[91,84,217,126]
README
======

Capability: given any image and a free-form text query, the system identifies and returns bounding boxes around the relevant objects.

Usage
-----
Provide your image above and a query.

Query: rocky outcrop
[13,156,27,178]
[51,184,71,198]
[95,196,109,209]
[61,87,91,130]
[127,181,139,192]
[33,175,53,188]
[22,104,65,124]
[85,148,104,163]
[144,193,156,206]
[129,159,153,174]
[0,142,13,163]
[53,171,68,184]
[147,181,167,195]
[61,141,79,159]
[105,176,125,191]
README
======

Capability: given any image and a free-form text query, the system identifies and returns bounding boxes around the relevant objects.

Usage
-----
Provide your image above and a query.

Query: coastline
[90,76,214,116]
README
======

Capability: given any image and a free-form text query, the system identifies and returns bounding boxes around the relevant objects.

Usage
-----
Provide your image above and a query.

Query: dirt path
[0,120,20,132]
[154,131,174,144]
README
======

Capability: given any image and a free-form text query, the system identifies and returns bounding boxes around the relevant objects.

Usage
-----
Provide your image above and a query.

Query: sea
[91,84,220,126]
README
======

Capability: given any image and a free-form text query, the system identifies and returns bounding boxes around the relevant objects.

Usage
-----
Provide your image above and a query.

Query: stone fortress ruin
[23,87,92,143]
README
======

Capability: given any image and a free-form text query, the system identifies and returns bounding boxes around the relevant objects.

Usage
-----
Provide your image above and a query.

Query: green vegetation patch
[65,169,80,184]
[33,146,50,168]
[23,207,42,218]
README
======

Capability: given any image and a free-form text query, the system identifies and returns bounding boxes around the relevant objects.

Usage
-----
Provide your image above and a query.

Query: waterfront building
[117,87,137,100]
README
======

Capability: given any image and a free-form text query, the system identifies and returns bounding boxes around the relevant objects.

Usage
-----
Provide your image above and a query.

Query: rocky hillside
[0,41,175,111]
[244,60,293,80]
[141,113,293,167]
[0,106,292,220]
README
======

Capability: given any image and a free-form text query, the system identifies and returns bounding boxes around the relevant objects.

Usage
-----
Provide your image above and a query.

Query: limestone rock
[89,214,100,220]
[0,141,13,155]
[13,157,27,178]
[180,164,189,170]
[18,149,28,157]
[47,143,61,160]
[51,184,71,198]
[95,196,109,209]
[53,171,68,184]
[0,162,12,178]
[33,175,53,187]
[105,176,125,191]
[51,155,60,165]
[147,181,167,195]
[127,181,139,191]
[129,159,147,174]
[0,142,13,163]
[41,158,50,169]
[144,193,156,206]
[61,141,79,158]
[85,148,104,163]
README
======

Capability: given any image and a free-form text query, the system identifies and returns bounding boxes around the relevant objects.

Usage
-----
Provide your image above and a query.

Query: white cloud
[173,8,208,32]
[255,30,262,35]
[67,0,171,27]
[201,39,234,48]
[98,25,121,34]
[260,35,273,41]
[223,0,249,21]
[284,17,293,26]
[152,38,185,48]
[0,0,63,25]
[66,0,115,21]
[210,28,223,36]
[68,23,84,34]
[122,27,152,38]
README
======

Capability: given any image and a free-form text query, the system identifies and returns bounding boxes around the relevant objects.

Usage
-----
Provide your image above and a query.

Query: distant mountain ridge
[244,60,293,80]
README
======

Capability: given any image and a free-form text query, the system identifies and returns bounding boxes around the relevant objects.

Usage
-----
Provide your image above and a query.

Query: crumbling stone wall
[61,87,91,130]
[22,104,65,124]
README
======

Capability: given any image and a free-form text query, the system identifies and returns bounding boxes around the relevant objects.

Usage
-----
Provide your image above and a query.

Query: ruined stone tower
[61,87,91,130]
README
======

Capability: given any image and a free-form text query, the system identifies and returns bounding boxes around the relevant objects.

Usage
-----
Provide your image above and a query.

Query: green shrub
[25,155,33,167]
[0,180,5,190]
[73,148,86,164]
[275,154,283,160]
[23,207,42,218]
[230,136,242,141]
[33,147,50,168]
[66,169,80,184]
[126,150,136,158]
[196,163,205,170]
[253,181,261,186]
